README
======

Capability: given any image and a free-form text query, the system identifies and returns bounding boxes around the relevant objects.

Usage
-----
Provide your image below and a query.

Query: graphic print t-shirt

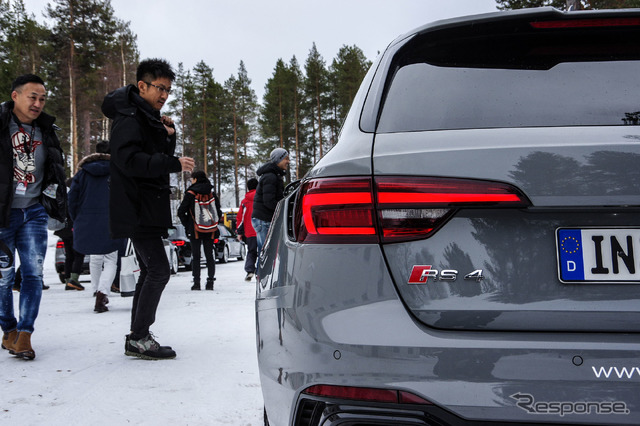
[10,119,47,208]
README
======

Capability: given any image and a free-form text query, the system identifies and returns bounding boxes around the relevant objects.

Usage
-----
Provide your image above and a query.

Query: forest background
[1,0,638,207]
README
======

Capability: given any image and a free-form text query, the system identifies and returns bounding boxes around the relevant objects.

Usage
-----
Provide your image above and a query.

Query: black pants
[244,236,257,273]
[62,237,85,278]
[190,238,215,283]
[130,237,170,338]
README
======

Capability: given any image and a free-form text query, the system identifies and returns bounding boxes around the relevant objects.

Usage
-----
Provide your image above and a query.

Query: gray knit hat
[270,148,289,164]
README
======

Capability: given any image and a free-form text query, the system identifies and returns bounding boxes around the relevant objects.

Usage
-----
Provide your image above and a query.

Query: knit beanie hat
[270,148,289,164]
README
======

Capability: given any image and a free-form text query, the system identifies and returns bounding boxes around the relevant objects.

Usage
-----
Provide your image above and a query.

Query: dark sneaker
[65,279,85,291]
[244,272,254,282]
[191,284,201,291]
[125,334,172,351]
[125,334,175,360]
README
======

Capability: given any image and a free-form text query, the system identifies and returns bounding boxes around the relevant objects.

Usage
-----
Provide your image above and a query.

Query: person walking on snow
[237,177,258,281]
[67,140,125,313]
[0,74,68,360]
[102,58,194,360]
[177,170,222,291]
[252,148,289,274]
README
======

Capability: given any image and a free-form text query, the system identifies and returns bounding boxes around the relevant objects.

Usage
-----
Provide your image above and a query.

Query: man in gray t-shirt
[1,74,67,361]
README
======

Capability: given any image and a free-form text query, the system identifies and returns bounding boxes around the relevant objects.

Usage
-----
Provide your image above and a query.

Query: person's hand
[162,116,175,136]
[179,156,195,172]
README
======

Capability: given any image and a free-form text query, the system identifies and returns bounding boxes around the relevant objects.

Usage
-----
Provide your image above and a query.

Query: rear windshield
[377,21,640,132]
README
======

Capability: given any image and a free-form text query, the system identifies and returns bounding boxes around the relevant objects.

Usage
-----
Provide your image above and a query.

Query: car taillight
[295,178,377,244]
[171,240,185,246]
[294,176,529,244]
[376,177,529,243]
[302,384,432,405]
[56,241,65,249]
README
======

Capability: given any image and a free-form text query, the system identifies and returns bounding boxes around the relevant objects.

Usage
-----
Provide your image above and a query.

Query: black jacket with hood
[0,101,67,228]
[252,161,286,222]
[101,85,182,239]
[177,180,222,240]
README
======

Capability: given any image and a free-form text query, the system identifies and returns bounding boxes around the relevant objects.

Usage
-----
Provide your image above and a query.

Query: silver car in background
[256,7,640,426]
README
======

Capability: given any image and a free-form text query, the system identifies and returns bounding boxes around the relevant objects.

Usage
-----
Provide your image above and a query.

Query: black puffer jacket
[252,162,286,222]
[177,180,222,240]
[101,85,182,239]
[0,101,67,227]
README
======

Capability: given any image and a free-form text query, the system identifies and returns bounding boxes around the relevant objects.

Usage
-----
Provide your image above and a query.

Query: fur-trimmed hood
[76,153,110,177]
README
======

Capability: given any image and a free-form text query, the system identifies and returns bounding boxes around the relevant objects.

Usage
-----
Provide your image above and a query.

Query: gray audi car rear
[256,7,640,426]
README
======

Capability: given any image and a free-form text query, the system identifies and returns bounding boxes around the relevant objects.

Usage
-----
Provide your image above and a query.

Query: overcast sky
[23,0,499,100]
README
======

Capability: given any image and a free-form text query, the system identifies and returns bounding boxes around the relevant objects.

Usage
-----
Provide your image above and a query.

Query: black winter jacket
[101,85,182,239]
[252,162,285,222]
[177,180,222,240]
[0,101,67,228]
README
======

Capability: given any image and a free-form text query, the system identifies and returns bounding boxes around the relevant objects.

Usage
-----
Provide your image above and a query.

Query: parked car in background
[167,224,206,270]
[256,7,640,426]
[55,237,178,283]
[215,224,245,263]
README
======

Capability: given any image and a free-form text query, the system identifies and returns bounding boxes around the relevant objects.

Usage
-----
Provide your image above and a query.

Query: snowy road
[1,232,263,425]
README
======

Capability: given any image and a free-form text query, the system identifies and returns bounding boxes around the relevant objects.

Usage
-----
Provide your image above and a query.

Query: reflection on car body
[256,7,640,426]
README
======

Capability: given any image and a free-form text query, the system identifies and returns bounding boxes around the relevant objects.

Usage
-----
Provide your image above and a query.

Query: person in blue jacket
[68,140,124,313]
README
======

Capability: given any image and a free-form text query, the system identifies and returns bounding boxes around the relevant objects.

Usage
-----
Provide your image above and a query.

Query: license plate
[557,228,640,283]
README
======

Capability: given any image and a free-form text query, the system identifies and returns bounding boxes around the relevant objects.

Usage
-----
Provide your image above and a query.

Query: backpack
[188,190,219,236]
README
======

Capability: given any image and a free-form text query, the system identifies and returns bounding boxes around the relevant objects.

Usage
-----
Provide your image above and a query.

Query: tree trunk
[68,3,78,171]
[233,98,239,206]
[202,89,207,174]
[566,0,582,10]
[316,79,323,159]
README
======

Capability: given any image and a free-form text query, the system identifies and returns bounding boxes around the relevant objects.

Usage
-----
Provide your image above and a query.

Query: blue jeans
[251,218,270,273]
[0,204,48,333]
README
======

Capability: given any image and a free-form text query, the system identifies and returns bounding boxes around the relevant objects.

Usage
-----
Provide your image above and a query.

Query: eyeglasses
[145,82,172,95]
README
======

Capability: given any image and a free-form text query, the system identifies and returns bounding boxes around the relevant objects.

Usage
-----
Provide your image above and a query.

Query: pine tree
[303,43,329,167]
[47,0,135,170]
[328,45,371,143]
[0,1,51,98]
[224,61,258,205]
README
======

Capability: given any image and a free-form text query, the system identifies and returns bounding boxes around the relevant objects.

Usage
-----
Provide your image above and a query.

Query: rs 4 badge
[408,265,484,284]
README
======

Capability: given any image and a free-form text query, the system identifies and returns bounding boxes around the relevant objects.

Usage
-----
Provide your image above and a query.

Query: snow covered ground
[1,232,263,425]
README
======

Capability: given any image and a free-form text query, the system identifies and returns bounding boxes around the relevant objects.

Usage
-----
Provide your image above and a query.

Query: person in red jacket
[236,178,258,281]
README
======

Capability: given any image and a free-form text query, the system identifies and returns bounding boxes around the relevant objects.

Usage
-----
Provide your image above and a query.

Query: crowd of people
[0,58,290,361]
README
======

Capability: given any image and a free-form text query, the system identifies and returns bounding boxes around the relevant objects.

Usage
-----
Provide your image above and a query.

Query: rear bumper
[257,242,640,426]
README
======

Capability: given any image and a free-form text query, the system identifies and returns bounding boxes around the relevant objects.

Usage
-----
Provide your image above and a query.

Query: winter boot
[125,333,176,360]
[94,291,109,313]
[205,277,215,290]
[2,329,17,351]
[191,278,201,291]
[11,331,35,360]
[125,334,172,351]
[65,273,85,291]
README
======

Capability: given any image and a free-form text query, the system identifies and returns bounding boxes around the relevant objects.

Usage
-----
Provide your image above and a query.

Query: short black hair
[191,170,209,184]
[11,74,45,93]
[247,178,258,191]
[96,140,110,154]
[136,58,175,83]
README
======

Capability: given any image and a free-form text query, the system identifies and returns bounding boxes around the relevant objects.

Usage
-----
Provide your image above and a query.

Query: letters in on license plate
[557,228,640,283]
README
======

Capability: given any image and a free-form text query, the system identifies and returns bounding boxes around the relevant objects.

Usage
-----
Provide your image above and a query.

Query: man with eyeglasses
[102,58,194,360]
[0,74,68,360]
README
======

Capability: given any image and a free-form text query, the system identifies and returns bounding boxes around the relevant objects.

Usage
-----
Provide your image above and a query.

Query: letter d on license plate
[557,228,640,283]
